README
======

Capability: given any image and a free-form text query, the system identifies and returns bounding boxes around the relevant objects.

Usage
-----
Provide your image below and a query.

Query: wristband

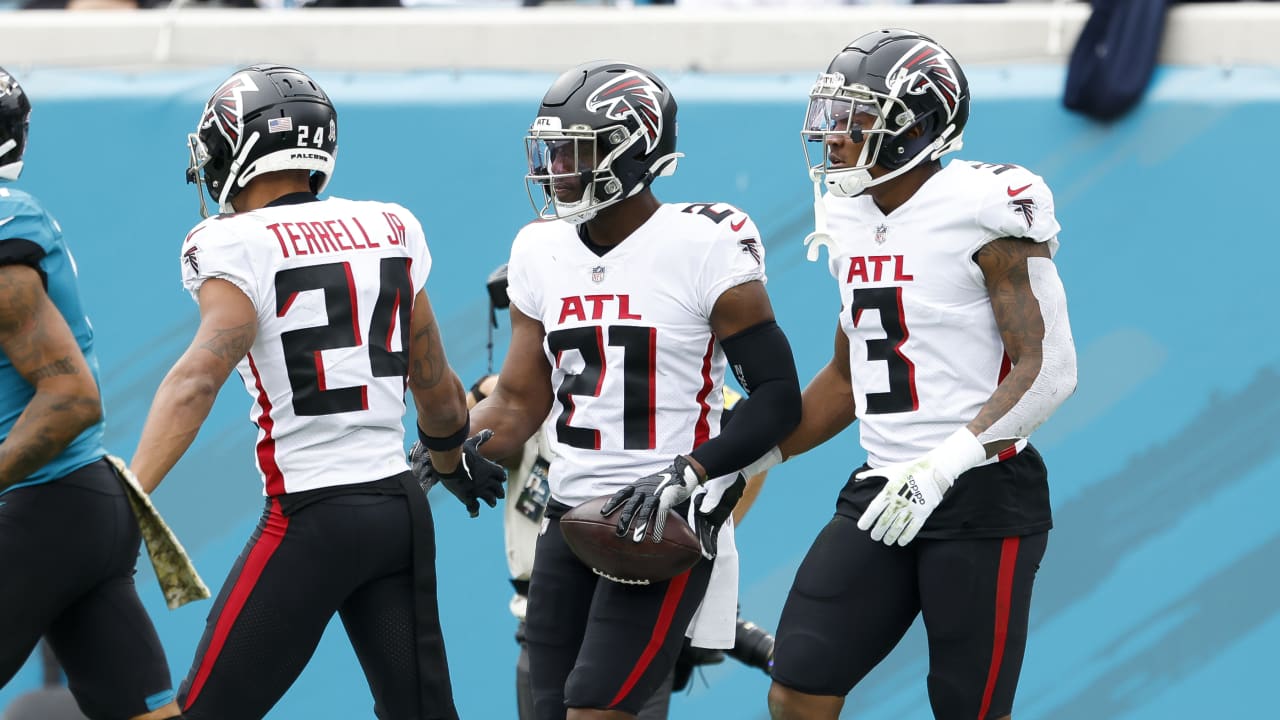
[932,428,986,482]
[418,415,470,452]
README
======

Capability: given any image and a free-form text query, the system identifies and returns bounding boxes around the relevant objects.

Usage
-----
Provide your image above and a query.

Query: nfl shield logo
[874,224,889,245]
[591,265,606,283]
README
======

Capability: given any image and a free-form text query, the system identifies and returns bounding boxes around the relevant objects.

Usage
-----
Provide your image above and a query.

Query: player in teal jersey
[0,67,181,720]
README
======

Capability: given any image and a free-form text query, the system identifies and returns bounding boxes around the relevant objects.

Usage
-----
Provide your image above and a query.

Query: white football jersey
[823,160,1061,468]
[506,202,766,507]
[180,196,430,495]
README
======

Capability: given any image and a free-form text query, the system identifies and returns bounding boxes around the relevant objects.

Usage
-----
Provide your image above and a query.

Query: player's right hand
[413,430,507,517]
[408,440,436,492]
[854,428,984,545]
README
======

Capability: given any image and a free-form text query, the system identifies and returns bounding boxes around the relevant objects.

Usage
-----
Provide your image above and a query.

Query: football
[560,495,702,584]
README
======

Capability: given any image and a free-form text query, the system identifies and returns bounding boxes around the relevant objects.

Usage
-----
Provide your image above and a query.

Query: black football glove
[408,440,436,492]
[692,512,721,561]
[600,456,701,543]
[409,429,506,518]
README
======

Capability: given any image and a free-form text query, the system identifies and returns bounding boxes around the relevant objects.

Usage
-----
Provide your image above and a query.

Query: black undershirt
[576,226,613,257]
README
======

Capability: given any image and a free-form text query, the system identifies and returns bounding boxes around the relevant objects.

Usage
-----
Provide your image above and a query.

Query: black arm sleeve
[688,320,801,480]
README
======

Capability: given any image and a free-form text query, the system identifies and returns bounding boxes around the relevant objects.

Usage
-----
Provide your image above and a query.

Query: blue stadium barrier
[1,65,1277,719]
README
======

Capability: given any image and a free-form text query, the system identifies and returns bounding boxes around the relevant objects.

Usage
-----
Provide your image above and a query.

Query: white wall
[3,3,1278,73]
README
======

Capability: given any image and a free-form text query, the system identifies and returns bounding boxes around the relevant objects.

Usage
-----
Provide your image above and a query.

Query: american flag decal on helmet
[586,71,664,154]
[203,73,258,147]
[891,41,963,122]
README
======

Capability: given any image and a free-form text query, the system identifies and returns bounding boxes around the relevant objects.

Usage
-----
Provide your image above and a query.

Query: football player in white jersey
[755,30,1079,720]
[450,61,802,720]
[449,265,778,720]
[128,64,505,720]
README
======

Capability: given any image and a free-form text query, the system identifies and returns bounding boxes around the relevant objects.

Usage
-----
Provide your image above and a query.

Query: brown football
[560,495,702,584]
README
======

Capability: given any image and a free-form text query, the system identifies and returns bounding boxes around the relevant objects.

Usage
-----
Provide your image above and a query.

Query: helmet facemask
[185,131,213,219]
[525,118,643,225]
[186,119,246,220]
[802,71,958,199]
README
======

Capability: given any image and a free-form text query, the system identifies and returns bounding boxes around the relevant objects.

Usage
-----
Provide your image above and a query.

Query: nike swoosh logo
[1007,184,1032,197]
[0,216,15,228]
[730,218,747,232]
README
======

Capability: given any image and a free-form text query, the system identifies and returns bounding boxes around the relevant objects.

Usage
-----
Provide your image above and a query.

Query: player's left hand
[601,455,702,543]
[689,472,746,560]
[855,429,985,546]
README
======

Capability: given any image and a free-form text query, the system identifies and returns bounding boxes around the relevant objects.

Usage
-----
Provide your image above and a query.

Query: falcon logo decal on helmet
[890,41,963,123]
[586,71,664,154]
[204,73,258,146]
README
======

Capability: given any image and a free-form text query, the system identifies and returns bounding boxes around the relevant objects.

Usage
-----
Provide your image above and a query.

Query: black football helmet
[525,61,681,224]
[0,67,31,182]
[187,64,337,217]
[802,29,969,197]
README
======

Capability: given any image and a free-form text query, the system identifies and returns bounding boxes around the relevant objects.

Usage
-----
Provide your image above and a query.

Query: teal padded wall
[1,65,1277,719]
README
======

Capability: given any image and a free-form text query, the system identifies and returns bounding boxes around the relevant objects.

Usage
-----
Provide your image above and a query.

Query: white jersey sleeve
[396,203,432,293]
[974,165,1061,253]
[180,218,265,310]
[694,209,767,317]
[505,224,543,320]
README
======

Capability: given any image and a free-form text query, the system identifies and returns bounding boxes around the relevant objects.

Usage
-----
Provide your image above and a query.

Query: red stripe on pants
[976,536,1021,720]
[184,499,290,711]
[608,570,691,707]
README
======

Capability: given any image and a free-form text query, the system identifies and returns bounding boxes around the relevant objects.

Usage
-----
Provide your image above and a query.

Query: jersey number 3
[852,287,919,414]
[275,258,412,416]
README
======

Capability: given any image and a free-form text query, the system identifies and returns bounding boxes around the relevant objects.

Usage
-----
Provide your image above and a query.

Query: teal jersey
[0,184,105,493]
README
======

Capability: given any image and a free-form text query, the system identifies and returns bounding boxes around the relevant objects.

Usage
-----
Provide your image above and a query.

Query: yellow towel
[105,455,211,610]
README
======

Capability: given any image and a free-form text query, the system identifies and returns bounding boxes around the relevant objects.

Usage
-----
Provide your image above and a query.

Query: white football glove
[855,429,986,546]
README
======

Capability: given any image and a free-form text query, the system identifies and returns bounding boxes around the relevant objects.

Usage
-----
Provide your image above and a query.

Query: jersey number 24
[274,258,412,416]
